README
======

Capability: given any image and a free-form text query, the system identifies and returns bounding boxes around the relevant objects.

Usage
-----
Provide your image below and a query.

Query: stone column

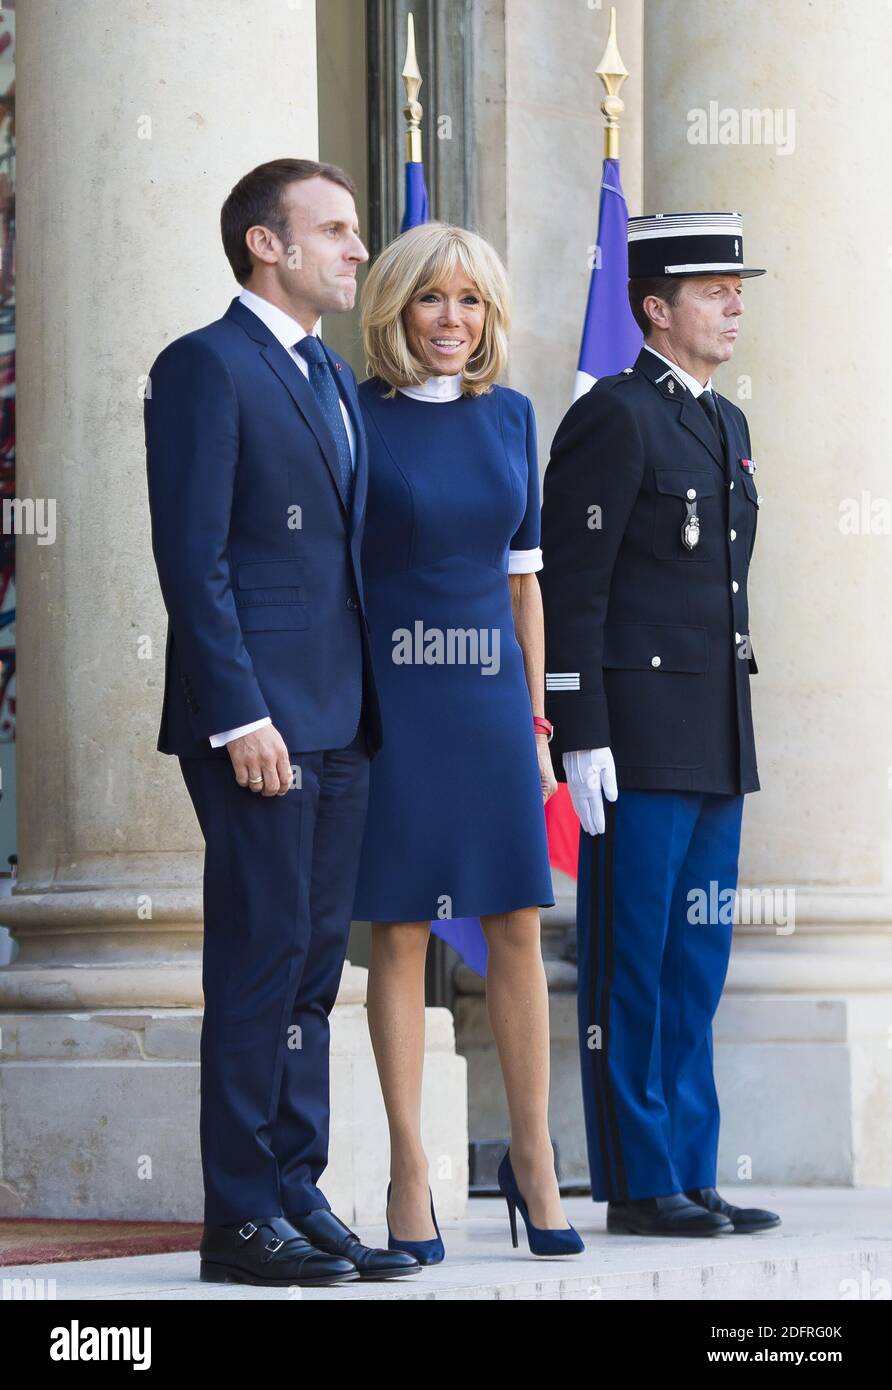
[0,0,467,1221]
[642,0,892,1184]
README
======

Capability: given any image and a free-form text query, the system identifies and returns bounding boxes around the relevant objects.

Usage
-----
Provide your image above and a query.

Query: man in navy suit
[144,158,417,1286]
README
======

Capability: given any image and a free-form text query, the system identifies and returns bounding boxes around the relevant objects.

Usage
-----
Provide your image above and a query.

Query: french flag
[545,156,642,880]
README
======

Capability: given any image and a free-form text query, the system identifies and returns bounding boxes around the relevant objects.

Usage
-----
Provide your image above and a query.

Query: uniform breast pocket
[740,473,760,512]
[738,473,760,556]
[652,469,718,561]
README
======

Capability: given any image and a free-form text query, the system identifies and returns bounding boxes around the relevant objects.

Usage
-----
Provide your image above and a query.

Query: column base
[0,965,469,1223]
[715,991,892,1187]
[453,896,892,1191]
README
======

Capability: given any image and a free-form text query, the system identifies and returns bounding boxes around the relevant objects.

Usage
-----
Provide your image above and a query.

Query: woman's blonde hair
[360,222,510,397]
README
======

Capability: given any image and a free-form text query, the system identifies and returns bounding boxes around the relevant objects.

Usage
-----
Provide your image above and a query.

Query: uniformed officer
[540,212,781,1236]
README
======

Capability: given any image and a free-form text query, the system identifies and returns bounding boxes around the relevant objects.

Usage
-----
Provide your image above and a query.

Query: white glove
[563,748,618,837]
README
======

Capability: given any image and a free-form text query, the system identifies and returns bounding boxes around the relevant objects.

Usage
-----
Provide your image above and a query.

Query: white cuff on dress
[508,546,543,574]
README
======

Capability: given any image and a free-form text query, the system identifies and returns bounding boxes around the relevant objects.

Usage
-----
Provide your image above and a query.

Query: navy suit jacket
[144,296,382,759]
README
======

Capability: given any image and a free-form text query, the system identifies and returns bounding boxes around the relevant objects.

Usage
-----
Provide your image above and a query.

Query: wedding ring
[248,775,263,784]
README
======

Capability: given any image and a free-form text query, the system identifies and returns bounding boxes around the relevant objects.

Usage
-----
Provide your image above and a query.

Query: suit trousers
[178,726,370,1225]
[576,788,745,1202]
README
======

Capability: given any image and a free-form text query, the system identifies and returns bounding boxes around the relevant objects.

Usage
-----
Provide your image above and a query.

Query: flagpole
[399,13,430,230]
[402,13,423,164]
[595,6,629,160]
[547,6,640,884]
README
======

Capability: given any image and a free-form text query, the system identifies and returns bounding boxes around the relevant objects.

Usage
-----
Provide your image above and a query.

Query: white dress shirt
[208,289,357,748]
[396,371,543,574]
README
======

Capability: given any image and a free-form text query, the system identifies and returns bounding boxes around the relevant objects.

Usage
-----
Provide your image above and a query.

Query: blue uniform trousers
[576,789,744,1202]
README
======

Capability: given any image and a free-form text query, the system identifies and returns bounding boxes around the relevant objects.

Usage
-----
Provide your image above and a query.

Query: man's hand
[563,747,618,836]
[227,724,294,796]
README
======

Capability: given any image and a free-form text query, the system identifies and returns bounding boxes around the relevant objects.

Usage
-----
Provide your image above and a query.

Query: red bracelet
[533,716,554,742]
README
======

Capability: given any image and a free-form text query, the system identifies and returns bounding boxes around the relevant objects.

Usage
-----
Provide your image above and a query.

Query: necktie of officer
[697,387,723,449]
[294,335,355,509]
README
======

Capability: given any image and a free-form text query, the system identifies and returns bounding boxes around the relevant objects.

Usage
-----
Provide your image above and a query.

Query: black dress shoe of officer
[290,1206,421,1280]
[200,1216,359,1287]
[685,1186,782,1233]
[607,1192,733,1236]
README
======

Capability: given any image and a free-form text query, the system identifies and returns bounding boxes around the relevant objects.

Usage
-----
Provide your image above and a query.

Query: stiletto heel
[497,1148,585,1256]
[505,1196,519,1248]
[385,1180,446,1265]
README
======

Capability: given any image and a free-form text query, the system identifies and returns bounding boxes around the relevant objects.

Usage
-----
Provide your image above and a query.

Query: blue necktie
[294,336,355,508]
[698,387,722,446]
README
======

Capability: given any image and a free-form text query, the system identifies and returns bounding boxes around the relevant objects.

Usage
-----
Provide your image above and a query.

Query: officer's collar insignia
[653,367,687,398]
[741,457,756,473]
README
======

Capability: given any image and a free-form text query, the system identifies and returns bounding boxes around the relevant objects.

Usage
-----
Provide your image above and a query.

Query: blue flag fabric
[574,157,643,399]
[400,161,430,232]
[546,158,643,891]
[431,915,488,977]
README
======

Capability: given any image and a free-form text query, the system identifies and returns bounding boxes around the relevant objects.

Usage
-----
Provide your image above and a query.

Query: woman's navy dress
[351,373,555,971]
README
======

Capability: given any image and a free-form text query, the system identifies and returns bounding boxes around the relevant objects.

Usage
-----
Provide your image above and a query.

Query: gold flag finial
[595,6,628,160]
[402,13,423,164]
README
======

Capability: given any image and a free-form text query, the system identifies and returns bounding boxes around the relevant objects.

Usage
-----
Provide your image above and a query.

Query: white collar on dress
[397,372,464,403]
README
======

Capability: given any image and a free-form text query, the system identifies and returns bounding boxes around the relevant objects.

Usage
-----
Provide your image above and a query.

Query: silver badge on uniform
[682,500,700,550]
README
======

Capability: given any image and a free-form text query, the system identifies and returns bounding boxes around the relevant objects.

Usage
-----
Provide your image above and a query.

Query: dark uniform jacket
[540,345,760,795]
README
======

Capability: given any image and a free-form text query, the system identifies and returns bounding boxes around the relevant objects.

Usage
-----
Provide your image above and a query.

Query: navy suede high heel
[385,1180,446,1265]
[497,1149,585,1256]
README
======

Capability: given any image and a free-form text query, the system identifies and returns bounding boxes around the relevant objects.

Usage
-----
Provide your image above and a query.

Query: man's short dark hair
[221,158,358,285]
[628,275,686,337]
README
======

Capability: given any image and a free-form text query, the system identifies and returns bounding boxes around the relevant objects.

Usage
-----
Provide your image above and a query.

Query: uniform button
[735,632,742,644]
[729,480,735,490]
[686,487,697,500]
[651,655,661,668]
[732,581,739,593]
[730,528,737,541]
[346,597,358,610]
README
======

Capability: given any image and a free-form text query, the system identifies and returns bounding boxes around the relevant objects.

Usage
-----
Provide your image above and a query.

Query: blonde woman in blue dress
[352,223,584,1260]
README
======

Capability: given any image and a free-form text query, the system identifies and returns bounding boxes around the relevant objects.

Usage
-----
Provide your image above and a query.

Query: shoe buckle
[263,1236,284,1254]
[237,1222,258,1241]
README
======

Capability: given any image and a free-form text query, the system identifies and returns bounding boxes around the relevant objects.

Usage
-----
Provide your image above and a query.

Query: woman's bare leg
[480,906,569,1229]
[366,920,437,1239]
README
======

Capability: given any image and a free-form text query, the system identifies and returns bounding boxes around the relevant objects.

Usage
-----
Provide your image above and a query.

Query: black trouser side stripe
[586,817,624,1200]
[600,801,628,1200]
